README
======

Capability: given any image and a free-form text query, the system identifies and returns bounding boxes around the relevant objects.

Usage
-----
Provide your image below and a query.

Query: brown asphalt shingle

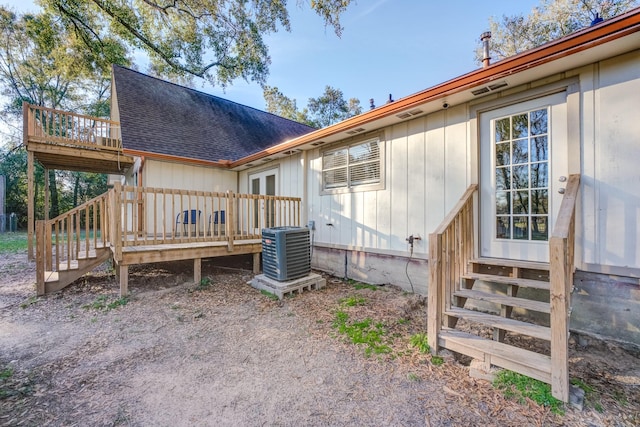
[113,65,315,163]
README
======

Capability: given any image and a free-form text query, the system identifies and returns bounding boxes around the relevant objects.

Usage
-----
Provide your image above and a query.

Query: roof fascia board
[123,149,231,168]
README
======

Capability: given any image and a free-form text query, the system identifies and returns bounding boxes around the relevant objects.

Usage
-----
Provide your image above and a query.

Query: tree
[478,0,639,62]
[263,85,362,128]
[0,7,121,224]
[307,86,362,128]
[263,85,311,125]
[40,0,354,88]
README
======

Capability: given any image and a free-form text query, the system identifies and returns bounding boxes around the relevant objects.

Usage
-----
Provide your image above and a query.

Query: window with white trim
[322,138,383,192]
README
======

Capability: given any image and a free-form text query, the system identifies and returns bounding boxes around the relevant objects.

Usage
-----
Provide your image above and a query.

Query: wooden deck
[36,182,302,297]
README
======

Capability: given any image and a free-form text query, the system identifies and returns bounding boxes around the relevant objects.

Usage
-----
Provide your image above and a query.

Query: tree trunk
[73,173,80,207]
[49,170,59,218]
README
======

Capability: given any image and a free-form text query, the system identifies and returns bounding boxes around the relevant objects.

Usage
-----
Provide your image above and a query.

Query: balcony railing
[24,103,122,151]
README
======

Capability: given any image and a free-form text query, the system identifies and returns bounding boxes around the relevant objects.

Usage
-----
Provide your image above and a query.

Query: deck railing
[549,174,580,402]
[111,183,301,257]
[427,184,478,352]
[35,189,112,295]
[36,183,302,291]
[24,103,122,150]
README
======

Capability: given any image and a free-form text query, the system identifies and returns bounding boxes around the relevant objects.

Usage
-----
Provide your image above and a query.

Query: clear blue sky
[3,0,541,111]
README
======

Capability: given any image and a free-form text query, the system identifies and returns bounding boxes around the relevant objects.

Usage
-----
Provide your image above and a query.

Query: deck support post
[27,149,35,261]
[36,220,45,295]
[119,264,129,297]
[194,258,201,284]
[253,252,260,274]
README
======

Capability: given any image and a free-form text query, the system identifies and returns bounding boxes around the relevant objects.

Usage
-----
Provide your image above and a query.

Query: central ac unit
[262,226,310,281]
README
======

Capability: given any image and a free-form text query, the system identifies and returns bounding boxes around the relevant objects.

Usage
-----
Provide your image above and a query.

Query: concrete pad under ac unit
[249,273,326,300]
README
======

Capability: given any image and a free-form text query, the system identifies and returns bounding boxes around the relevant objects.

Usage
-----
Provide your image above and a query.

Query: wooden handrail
[549,173,580,402]
[428,184,478,353]
[25,103,122,150]
[35,189,112,295]
[112,185,302,248]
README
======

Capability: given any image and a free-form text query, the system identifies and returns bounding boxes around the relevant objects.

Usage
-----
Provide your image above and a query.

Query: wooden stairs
[428,175,580,402]
[440,257,554,385]
[36,190,113,296]
[41,246,111,294]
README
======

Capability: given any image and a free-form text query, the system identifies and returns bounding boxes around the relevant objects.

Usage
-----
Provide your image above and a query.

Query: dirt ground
[1,252,638,427]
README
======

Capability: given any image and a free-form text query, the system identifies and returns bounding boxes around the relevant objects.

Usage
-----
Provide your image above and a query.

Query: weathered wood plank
[462,273,550,290]
[470,257,549,272]
[445,307,551,341]
[439,330,551,384]
[454,289,550,313]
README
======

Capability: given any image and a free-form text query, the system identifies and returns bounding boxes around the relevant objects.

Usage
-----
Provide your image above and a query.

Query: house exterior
[26,7,640,402]
[223,9,637,348]
[104,10,640,348]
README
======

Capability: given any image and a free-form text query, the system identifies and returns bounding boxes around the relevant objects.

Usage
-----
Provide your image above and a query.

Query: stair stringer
[44,247,112,293]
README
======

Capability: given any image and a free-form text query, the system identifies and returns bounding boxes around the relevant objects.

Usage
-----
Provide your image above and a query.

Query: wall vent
[346,127,366,135]
[472,81,508,96]
[396,109,424,120]
[262,226,311,281]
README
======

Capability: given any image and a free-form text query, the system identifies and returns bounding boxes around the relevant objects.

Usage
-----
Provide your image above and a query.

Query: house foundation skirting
[310,246,428,294]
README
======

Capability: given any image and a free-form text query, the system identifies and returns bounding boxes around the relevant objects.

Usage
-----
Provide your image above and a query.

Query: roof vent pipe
[481,31,492,68]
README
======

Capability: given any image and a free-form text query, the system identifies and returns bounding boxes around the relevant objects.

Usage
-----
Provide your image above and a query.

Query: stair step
[445,307,551,341]
[463,273,550,291]
[438,329,551,384]
[454,289,550,314]
[58,261,80,272]
[470,257,549,271]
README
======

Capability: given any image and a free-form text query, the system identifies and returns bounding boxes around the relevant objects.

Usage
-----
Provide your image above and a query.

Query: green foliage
[478,0,640,63]
[195,277,212,290]
[260,289,279,301]
[339,296,366,307]
[409,333,430,354]
[0,232,28,253]
[19,296,39,309]
[431,356,444,366]
[82,295,129,311]
[263,85,362,127]
[307,86,362,128]
[0,367,12,380]
[351,281,379,291]
[494,370,564,414]
[40,0,353,87]
[332,310,391,356]
[407,373,420,381]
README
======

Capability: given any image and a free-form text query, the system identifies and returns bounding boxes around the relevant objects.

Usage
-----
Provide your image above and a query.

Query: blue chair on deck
[176,209,201,236]
[208,210,226,235]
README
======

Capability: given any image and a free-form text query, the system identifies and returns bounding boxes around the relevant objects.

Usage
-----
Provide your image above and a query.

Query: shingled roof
[112,65,315,164]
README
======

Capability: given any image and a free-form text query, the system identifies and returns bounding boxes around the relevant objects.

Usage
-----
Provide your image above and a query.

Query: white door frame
[249,168,279,231]
[479,92,568,263]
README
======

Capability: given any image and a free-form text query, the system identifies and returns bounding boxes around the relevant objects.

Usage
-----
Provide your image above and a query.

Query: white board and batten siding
[237,152,305,197]
[579,50,640,274]
[137,159,237,235]
[308,105,470,259]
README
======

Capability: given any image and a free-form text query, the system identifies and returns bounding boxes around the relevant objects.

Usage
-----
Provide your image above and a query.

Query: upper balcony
[23,102,135,174]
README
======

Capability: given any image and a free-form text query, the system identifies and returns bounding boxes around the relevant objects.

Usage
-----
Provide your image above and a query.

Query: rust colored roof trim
[230,8,640,168]
[123,149,230,168]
